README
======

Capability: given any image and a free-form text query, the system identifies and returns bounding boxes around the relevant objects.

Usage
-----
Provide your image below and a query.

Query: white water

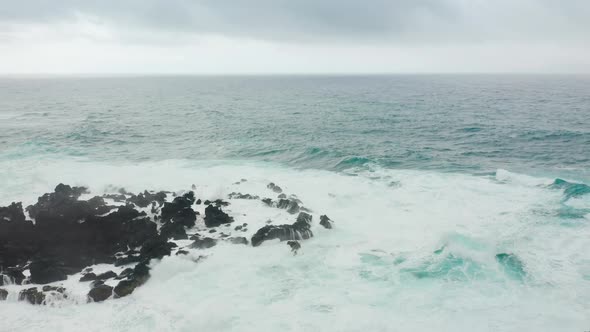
[1,159,589,331]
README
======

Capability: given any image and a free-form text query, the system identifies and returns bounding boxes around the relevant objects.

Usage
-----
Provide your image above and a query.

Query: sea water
[0,75,589,331]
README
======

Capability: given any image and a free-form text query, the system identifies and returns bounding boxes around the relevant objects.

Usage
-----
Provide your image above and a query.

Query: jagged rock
[261,198,273,206]
[0,288,7,300]
[91,280,104,288]
[116,268,134,280]
[19,287,45,305]
[140,236,177,260]
[228,192,259,200]
[160,221,188,240]
[190,237,217,249]
[319,215,334,229]
[196,199,202,205]
[114,255,141,267]
[88,284,113,302]
[277,199,300,214]
[267,183,283,193]
[96,270,117,280]
[204,205,234,227]
[0,202,26,223]
[251,212,313,247]
[161,193,197,228]
[234,225,243,231]
[287,240,301,254]
[114,262,150,298]
[278,193,286,199]
[103,193,126,202]
[42,285,65,293]
[80,272,97,282]
[176,249,189,256]
[127,190,166,208]
[0,268,26,285]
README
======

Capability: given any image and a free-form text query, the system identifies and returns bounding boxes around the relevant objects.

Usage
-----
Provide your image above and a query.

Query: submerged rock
[228,237,249,245]
[251,212,313,247]
[267,183,283,193]
[113,262,150,298]
[276,199,300,214]
[204,205,234,227]
[287,240,301,254]
[190,237,217,249]
[228,192,259,200]
[0,288,7,300]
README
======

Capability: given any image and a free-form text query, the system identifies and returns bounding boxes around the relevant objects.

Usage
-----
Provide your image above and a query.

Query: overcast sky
[0,0,589,74]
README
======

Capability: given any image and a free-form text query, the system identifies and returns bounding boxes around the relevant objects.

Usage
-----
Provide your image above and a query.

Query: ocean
[0,75,589,331]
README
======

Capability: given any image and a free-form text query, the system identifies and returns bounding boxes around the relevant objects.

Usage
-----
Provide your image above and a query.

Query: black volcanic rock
[204,205,233,228]
[127,190,167,208]
[251,212,313,247]
[140,236,176,260]
[114,262,150,298]
[160,221,188,240]
[0,288,8,300]
[88,284,113,302]
[80,272,97,282]
[319,215,334,229]
[19,287,45,305]
[29,258,68,284]
[0,202,26,223]
[161,193,197,228]
[96,270,117,280]
[276,199,300,214]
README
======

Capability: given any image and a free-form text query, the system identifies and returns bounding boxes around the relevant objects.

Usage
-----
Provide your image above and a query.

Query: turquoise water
[0,75,589,331]
[1,75,589,178]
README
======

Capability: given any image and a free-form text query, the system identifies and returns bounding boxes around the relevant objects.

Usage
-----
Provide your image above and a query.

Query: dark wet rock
[319,215,334,229]
[19,287,45,305]
[277,199,300,214]
[196,199,202,205]
[114,254,141,267]
[204,205,234,228]
[191,184,197,190]
[228,192,259,200]
[161,193,197,228]
[243,223,248,227]
[176,249,189,256]
[91,280,104,288]
[103,193,126,202]
[140,236,177,260]
[42,285,65,293]
[0,268,26,285]
[83,267,93,273]
[113,262,150,298]
[251,212,313,247]
[88,284,113,302]
[189,233,201,240]
[261,198,273,207]
[0,288,8,300]
[0,202,26,223]
[96,270,117,280]
[267,183,283,193]
[160,221,188,240]
[204,200,211,205]
[29,258,68,284]
[287,240,301,254]
[234,225,243,231]
[208,229,217,233]
[228,237,248,245]
[190,237,217,249]
[80,272,97,282]
[219,233,230,238]
[116,268,134,280]
[277,193,286,199]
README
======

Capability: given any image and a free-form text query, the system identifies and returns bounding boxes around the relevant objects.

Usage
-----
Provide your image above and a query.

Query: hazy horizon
[1,1,589,75]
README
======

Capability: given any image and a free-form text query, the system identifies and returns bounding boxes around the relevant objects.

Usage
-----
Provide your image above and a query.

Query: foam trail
[0,159,589,332]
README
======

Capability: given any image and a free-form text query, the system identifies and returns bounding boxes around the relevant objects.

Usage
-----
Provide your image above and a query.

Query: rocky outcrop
[88,284,113,302]
[319,215,334,229]
[204,205,234,227]
[251,212,313,247]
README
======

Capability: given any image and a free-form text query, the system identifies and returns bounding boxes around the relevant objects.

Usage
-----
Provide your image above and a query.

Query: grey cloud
[0,0,589,44]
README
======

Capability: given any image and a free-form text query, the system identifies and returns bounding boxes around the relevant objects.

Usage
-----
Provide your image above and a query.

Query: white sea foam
[0,159,589,331]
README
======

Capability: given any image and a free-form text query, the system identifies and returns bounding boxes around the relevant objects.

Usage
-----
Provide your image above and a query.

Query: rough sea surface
[0,75,589,331]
